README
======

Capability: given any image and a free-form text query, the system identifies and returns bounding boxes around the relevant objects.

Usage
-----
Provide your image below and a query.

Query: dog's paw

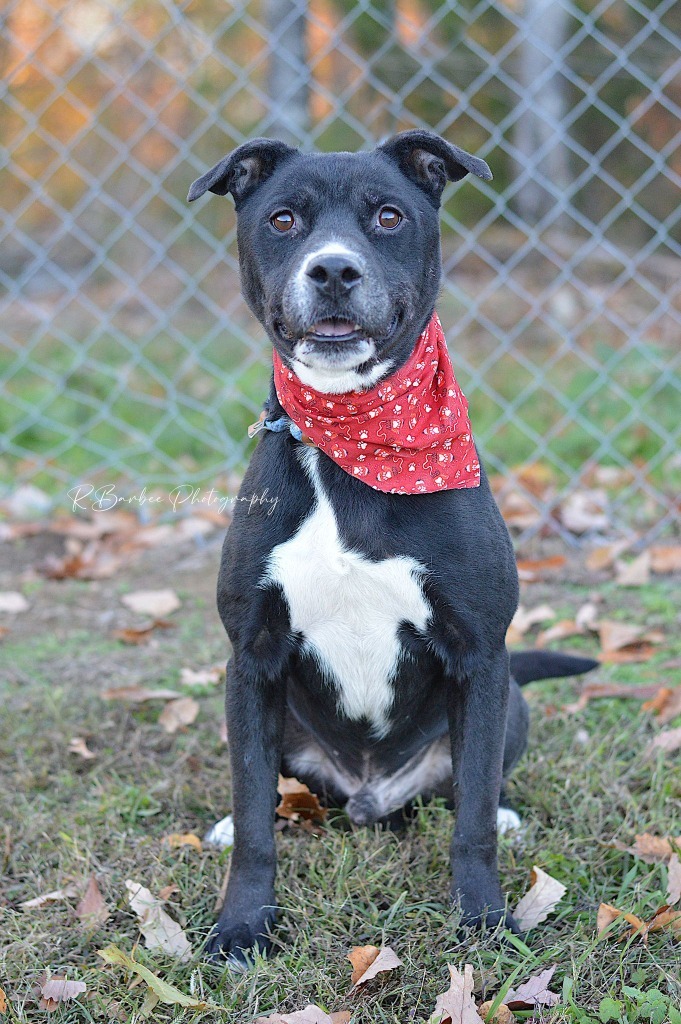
[204,908,276,968]
[496,807,523,835]
[454,885,522,937]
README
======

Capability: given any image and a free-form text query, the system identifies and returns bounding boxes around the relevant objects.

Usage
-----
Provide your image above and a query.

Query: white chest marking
[263,449,431,735]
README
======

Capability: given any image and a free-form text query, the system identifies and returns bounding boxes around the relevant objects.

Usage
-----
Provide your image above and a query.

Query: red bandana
[272,312,480,495]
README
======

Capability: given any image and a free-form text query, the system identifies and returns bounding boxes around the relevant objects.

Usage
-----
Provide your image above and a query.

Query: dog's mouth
[304,318,364,342]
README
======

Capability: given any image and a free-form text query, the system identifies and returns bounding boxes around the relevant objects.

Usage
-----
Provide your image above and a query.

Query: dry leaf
[256,1007,343,1024]
[180,665,224,687]
[348,945,402,990]
[76,875,110,927]
[112,620,175,645]
[613,833,681,864]
[644,905,681,936]
[427,963,480,1024]
[641,687,681,726]
[509,604,555,637]
[39,977,87,1011]
[646,726,681,759]
[650,545,681,574]
[40,540,121,580]
[666,854,681,905]
[575,599,601,632]
[586,540,632,572]
[598,621,663,663]
[125,880,192,961]
[505,966,560,1009]
[561,489,609,534]
[68,737,96,760]
[477,1000,514,1024]
[615,551,651,587]
[0,987,7,1014]
[514,865,567,930]
[158,697,199,734]
[157,884,180,901]
[121,589,181,617]
[563,682,661,715]
[277,775,327,823]
[516,556,566,582]
[536,619,583,647]
[101,685,181,703]
[20,884,78,908]
[163,833,203,853]
[0,592,29,613]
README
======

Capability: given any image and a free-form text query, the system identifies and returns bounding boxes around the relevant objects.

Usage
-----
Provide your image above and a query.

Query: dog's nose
[305,253,363,295]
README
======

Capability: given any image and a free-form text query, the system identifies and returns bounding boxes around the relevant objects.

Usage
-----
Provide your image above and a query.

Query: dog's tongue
[309,318,358,338]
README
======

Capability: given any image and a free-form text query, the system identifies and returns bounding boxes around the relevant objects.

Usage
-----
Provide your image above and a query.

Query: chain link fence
[1,0,679,540]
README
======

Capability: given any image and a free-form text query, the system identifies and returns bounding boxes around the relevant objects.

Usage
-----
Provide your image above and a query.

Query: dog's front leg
[448,647,519,933]
[206,656,287,964]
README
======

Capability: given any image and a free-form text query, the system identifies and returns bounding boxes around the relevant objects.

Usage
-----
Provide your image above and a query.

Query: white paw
[204,814,235,849]
[497,807,522,834]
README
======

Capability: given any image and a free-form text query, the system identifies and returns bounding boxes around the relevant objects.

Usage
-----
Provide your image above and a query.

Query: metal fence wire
[1,0,680,540]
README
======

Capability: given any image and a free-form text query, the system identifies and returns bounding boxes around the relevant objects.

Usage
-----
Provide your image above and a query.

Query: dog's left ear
[187,138,298,205]
[378,129,492,206]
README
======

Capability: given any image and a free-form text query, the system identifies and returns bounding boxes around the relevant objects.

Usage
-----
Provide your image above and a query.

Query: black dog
[188,130,597,962]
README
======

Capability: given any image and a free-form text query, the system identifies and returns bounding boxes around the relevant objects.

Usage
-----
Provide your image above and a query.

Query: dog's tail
[510,650,599,686]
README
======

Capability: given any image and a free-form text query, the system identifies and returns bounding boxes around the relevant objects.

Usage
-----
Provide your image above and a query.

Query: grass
[0,545,680,1022]
[2,321,679,501]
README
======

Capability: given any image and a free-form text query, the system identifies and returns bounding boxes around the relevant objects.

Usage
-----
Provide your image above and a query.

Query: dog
[187,130,598,962]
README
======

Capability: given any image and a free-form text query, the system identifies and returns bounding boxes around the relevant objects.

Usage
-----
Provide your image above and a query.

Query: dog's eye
[377,207,402,229]
[271,210,295,232]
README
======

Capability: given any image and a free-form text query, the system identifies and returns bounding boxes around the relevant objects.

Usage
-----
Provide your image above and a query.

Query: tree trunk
[514,0,571,227]
[264,0,310,145]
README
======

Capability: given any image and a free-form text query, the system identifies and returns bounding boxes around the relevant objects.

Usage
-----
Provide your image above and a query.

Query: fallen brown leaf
[427,963,480,1024]
[586,540,633,573]
[514,865,567,930]
[643,686,681,726]
[277,775,327,823]
[509,604,556,638]
[650,545,681,574]
[644,905,681,936]
[505,965,560,1009]
[180,665,224,687]
[120,589,181,617]
[516,555,566,582]
[646,725,681,759]
[158,697,199,734]
[39,977,87,1011]
[111,619,175,645]
[163,832,203,853]
[477,1000,514,1024]
[599,620,658,654]
[101,685,181,703]
[256,1007,344,1024]
[536,619,583,647]
[68,737,96,760]
[348,945,402,990]
[575,598,601,632]
[667,854,681,905]
[563,682,661,715]
[560,489,609,534]
[75,875,110,927]
[613,832,681,864]
[125,880,192,961]
[20,884,79,909]
[157,884,180,901]
[0,987,7,1014]
[615,550,651,587]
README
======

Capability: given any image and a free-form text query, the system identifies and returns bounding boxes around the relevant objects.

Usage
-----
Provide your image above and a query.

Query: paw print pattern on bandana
[272,313,481,495]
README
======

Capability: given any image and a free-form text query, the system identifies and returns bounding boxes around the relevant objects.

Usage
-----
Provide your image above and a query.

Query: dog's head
[188,130,491,394]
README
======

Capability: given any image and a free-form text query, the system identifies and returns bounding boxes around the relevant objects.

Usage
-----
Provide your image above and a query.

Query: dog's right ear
[187,139,298,205]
